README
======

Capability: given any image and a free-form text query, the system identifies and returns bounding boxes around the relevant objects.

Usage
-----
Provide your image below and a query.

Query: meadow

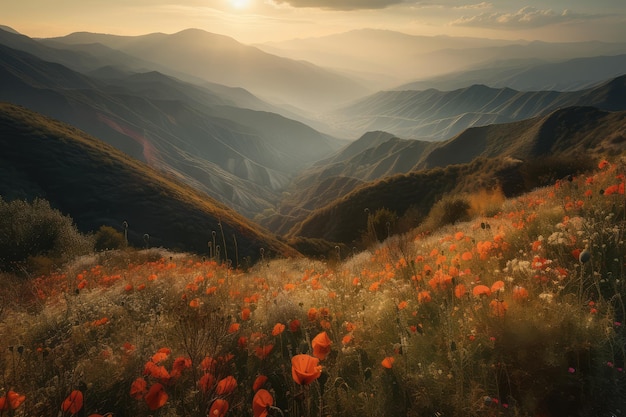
[1,159,625,417]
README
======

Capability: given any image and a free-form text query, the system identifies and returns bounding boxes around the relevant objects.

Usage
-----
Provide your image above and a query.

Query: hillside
[2,154,625,417]
[283,106,626,245]
[0,41,342,217]
[329,74,626,140]
[0,102,297,261]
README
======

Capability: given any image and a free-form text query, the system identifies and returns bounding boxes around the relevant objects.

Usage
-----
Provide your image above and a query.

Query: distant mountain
[0,103,297,261]
[260,29,626,91]
[285,106,626,245]
[399,54,626,92]
[0,42,341,217]
[43,28,370,112]
[329,75,626,140]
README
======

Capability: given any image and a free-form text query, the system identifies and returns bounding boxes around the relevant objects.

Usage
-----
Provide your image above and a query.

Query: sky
[3,0,626,44]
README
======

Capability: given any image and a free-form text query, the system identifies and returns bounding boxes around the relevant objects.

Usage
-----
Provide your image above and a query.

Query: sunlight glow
[230,0,250,9]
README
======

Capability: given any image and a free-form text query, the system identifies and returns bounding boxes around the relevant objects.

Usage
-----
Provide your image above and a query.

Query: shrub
[419,194,471,233]
[94,225,127,251]
[0,196,93,274]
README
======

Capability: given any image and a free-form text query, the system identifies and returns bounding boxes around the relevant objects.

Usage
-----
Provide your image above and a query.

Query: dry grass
[1,159,626,417]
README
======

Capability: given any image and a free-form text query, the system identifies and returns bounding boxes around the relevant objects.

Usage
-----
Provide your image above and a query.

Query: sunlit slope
[0,103,297,260]
[287,106,626,245]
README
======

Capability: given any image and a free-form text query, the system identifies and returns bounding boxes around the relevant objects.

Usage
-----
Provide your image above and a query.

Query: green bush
[93,225,127,251]
[419,194,471,233]
[0,196,93,274]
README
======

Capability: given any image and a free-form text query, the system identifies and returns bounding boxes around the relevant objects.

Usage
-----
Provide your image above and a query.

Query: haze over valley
[2,0,626,254]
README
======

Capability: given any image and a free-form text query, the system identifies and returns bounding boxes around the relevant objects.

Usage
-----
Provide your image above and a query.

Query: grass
[1,158,625,416]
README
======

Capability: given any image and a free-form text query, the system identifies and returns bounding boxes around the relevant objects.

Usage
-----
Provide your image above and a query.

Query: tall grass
[1,159,625,416]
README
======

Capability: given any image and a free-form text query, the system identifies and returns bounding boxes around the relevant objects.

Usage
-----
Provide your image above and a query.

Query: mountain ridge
[0,102,297,260]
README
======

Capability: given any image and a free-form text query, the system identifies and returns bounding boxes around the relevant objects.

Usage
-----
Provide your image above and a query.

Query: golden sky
[3,0,626,43]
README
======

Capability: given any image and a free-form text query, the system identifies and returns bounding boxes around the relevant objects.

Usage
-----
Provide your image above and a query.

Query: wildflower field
[1,159,625,417]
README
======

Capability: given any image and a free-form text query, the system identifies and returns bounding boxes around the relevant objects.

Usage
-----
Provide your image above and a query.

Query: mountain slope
[43,28,370,112]
[0,42,341,216]
[286,106,626,245]
[0,103,297,260]
[399,54,626,92]
[330,75,626,140]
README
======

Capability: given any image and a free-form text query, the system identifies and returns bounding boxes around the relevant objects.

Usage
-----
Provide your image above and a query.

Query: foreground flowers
[291,354,322,385]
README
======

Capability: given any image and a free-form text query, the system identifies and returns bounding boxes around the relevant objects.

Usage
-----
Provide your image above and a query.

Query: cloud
[268,0,405,11]
[454,2,491,10]
[451,6,595,28]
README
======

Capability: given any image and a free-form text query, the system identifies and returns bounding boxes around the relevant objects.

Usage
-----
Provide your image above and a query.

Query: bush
[94,225,127,251]
[419,194,471,233]
[0,196,93,274]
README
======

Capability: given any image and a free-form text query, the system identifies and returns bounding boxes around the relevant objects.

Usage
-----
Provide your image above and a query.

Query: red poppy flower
[255,344,274,359]
[0,390,25,411]
[472,285,491,298]
[253,389,274,417]
[382,356,395,369]
[215,376,237,395]
[130,377,147,400]
[61,390,83,414]
[200,356,216,373]
[145,383,168,411]
[291,354,322,385]
[208,399,229,417]
[312,331,332,360]
[289,319,301,332]
[271,323,286,336]
[253,375,268,392]
[143,361,170,381]
[198,373,216,393]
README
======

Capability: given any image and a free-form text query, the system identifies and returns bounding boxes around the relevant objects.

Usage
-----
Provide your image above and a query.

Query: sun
[230,0,251,9]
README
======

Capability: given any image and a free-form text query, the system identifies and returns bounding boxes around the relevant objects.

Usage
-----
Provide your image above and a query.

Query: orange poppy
[381,356,395,369]
[291,354,322,385]
[489,300,509,317]
[253,389,274,417]
[145,383,168,411]
[61,390,83,414]
[208,399,229,417]
[342,334,354,345]
[271,323,286,336]
[312,331,332,360]
[130,377,147,400]
[513,286,529,301]
[228,323,240,334]
[0,390,25,410]
[241,307,251,321]
[252,375,268,392]
[307,307,318,321]
[417,290,432,303]
[255,344,274,359]
[215,376,237,395]
[397,301,408,310]
[200,356,216,373]
[454,283,467,299]
[143,361,170,381]
[490,280,505,293]
[198,373,216,393]
[472,285,491,298]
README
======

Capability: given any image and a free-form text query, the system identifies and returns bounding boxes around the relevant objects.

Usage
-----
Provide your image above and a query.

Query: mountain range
[2,24,626,257]
[0,102,296,261]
